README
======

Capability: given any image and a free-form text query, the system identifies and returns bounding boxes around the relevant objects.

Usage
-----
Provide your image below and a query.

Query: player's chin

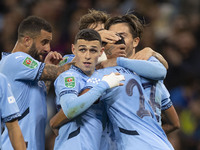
[83,66,94,72]
[83,67,90,71]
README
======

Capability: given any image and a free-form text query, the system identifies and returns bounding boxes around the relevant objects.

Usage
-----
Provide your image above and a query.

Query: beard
[28,43,42,61]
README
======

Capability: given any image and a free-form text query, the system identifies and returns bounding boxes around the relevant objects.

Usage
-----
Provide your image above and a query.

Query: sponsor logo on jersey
[65,77,75,88]
[23,57,38,69]
[59,57,68,66]
[8,96,16,104]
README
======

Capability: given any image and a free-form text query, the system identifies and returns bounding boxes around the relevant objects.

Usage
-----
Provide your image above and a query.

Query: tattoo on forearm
[41,63,72,81]
[41,64,59,81]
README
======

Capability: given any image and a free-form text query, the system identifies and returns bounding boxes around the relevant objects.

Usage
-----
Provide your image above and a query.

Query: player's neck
[12,41,28,54]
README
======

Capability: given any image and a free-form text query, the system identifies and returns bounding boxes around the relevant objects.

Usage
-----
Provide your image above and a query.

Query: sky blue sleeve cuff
[117,57,166,80]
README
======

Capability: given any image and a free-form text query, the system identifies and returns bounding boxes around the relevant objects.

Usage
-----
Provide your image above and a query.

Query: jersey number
[126,79,152,118]
[149,84,161,122]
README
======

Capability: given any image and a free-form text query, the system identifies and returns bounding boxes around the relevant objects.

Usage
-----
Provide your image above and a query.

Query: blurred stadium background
[0,0,199,149]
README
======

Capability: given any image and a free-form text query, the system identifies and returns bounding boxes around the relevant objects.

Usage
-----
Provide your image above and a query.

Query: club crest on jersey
[65,77,75,88]
[23,57,38,69]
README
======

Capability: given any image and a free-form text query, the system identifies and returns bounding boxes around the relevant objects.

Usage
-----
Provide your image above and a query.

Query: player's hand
[98,29,120,44]
[104,43,126,59]
[44,51,63,65]
[131,47,154,60]
[102,72,125,88]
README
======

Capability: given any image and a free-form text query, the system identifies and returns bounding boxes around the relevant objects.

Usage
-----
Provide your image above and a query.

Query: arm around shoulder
[153,51,169,69]
[40,62,74,81]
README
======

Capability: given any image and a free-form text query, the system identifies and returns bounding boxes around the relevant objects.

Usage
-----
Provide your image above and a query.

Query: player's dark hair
[79,9,109,30]
[18,16,52,39]
[105,14,143,39]
[74,29,102,45]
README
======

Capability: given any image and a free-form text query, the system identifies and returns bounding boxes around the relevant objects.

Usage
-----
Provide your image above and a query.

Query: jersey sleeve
[54,71,109,119]
[54,72,79,106]
[117,56,167,80]
[159,82,173,111]
[86,71,109,101]
[59,54,75,66]
[7,53,44,81]
[0,74,20,123]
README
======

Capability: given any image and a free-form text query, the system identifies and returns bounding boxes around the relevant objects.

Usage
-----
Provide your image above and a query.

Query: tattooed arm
[41,50,74,81]
[40,62,73,81]
[43,51,63,93]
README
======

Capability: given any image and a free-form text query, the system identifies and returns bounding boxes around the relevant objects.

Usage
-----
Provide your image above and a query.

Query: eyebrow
[78,45,98,48]
[90,46,98,48]
[118,32,126,35]
[78,45,87,48]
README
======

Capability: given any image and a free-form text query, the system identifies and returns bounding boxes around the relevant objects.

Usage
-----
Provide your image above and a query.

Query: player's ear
[132,37,140,48]
[71,44,75,54]
[23,36,33,48]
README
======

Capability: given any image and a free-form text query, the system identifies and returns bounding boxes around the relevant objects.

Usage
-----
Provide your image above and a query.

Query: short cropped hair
[74,29,102,45]
[18,16,52,39]
[105,14,144,39]
[79,9,109,30]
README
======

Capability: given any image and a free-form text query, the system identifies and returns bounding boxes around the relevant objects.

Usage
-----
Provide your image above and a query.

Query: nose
[85,51,91,60]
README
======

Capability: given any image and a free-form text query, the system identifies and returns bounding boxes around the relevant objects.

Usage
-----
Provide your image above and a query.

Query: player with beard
[0,16,73,150]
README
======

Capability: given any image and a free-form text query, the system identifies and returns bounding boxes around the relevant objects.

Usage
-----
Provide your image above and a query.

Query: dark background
[0,0,199,149]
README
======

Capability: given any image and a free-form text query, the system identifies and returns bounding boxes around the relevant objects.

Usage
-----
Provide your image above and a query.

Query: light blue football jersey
[139,57,172,126]
[0,52,47,150]
[118,56,173,126]
[99,116,118,150]
[141,79,173,126]
[86,66,174,150]
[1,52,11,60]
[0,73,20,149]
[54,65,103,150]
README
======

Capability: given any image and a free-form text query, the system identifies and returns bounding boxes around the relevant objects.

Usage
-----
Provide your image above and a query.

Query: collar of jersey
[2,52,11,56]
[71,65,88,76]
